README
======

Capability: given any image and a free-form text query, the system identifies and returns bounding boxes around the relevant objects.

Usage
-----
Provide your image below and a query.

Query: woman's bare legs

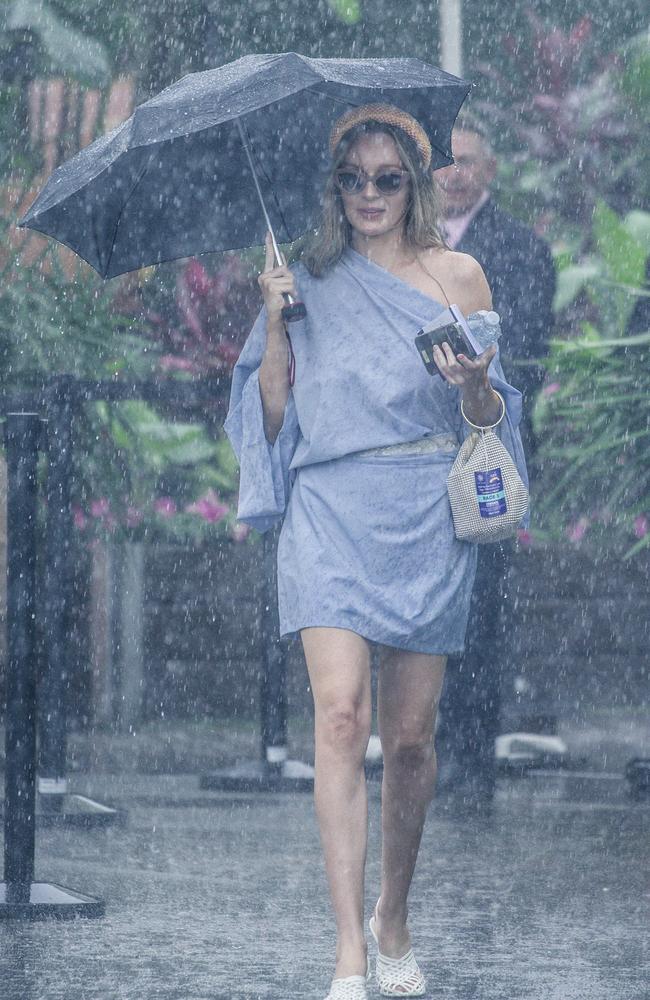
[301,626,373,980]
[374,649,447,960]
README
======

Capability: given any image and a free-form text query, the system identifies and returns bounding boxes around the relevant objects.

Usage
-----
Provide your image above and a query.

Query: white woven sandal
[369,907,426,998]
[324,961,371,1000]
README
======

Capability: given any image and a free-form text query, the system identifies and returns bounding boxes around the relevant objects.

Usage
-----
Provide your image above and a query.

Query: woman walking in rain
[225,104,527,1000]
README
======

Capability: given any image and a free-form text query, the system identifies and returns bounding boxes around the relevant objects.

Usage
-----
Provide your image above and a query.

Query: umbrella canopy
[19,52,471,279]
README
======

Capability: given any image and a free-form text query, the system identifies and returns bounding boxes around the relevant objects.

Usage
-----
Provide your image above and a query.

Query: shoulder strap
[414,253,452,308]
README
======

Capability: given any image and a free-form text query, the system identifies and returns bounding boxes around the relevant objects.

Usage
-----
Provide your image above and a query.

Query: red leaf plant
[146,255,259,377]
[473,8,643,230]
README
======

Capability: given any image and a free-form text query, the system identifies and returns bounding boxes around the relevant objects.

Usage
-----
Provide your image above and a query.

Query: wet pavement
[1,747,649,1000]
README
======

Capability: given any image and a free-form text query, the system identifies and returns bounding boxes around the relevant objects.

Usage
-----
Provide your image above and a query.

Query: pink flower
[566,516,590,543]
[154,497,177,518]
[185,488,229,524]
[517,529,533,546]
[126,506,144,528]
[633,514,649,539]
[73,506,87,530]
[542,382,561,396]
[230,522,251,543]
[90,498,111,518]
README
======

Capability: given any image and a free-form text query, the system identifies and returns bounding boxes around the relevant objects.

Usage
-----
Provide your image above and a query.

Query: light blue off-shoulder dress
[224,248,528,654]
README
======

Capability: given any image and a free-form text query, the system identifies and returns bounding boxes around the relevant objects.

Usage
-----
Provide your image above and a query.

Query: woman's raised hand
[258,231,298,329]
[434,340,504,426]
[432,340,498,393]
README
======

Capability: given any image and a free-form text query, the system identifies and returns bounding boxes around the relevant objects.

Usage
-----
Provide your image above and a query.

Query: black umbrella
[19,52,470,317]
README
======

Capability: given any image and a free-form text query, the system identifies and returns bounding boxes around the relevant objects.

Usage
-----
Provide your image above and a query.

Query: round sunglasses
[334,167,410,196]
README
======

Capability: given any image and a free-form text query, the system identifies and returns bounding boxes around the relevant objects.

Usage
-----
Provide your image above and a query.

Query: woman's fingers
[258,272,295,293]
[434,342,463,381]
[259,232,300,322]
[264,231,275,272]
[258,271,297,320]
[261,233,292,284]
[458,343,497,371]
[433,341,497,385]
[441,341,461,368]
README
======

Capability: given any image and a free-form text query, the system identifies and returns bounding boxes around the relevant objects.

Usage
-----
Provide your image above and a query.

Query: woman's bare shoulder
[424,248,492,312]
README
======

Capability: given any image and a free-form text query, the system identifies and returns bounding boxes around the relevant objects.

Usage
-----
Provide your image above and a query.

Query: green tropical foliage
[532,328,650,559]
[73,400,243,545]
[328,0,361,24]
[0,214,156,385]
[532,209,650,558]
[553,203,650,334]
[0,189,242,543]
[466,15,650,561]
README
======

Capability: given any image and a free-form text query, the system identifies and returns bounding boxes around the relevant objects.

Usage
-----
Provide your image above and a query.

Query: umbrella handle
[272,243,306,322]
[281,294,307,322]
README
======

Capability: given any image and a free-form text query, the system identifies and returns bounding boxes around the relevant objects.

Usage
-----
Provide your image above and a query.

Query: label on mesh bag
[474,468,507,517]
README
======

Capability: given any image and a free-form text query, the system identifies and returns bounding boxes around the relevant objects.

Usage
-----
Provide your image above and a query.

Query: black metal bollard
[39,376,75,805]
[3,413,40,901]
[1,410,104,918]
[34,375,120,828]
[260,523,288,766]
[199,523,314,793]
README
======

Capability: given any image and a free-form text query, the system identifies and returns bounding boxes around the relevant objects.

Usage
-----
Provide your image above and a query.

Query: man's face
[437,129,496,217]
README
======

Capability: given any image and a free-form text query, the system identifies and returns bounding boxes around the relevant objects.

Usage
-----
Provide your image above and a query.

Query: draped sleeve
[455,312,530,529]
[224,307,300,533]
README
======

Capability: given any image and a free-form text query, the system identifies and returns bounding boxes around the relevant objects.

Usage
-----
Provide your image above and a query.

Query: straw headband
[329,103,432,170]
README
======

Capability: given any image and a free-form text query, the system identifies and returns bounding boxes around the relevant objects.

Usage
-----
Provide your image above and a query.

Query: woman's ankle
[376,896,408,928]
[335,938,368,978]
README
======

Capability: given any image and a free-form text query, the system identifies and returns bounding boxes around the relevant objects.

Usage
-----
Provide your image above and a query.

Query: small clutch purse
[447,390,529,544]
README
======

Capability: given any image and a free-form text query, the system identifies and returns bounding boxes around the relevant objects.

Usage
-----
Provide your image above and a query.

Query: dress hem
[279,618,465,657]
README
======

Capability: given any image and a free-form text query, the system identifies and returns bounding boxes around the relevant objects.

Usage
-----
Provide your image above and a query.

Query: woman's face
[336,132,411,240]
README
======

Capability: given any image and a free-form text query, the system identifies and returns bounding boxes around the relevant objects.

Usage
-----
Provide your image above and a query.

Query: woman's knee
[382,729,436,771]
[303,627,372,756]
[315,696,372,756]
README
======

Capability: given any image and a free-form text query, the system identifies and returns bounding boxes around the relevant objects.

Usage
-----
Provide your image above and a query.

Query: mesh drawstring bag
[447,390,529,543]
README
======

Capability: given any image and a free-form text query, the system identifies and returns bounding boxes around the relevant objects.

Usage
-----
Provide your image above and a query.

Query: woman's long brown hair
[301,121,447,277]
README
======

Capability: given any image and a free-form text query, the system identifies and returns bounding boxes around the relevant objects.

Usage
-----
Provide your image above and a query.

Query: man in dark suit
[435,115,556,804]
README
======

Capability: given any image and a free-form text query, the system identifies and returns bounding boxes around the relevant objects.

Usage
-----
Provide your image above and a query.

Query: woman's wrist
[460,382,503,428]
[262,317,289,361]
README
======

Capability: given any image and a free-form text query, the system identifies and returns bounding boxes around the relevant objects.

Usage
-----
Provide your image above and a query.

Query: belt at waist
[354,434,459,458]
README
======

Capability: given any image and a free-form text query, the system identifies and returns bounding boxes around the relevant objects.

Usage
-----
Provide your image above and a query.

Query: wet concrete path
[1,769,648,1000]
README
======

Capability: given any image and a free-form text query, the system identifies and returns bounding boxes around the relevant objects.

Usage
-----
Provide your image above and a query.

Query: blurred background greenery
[0,0,648,554]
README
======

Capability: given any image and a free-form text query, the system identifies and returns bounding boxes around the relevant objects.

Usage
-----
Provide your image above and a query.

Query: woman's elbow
[263,414,282,445]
